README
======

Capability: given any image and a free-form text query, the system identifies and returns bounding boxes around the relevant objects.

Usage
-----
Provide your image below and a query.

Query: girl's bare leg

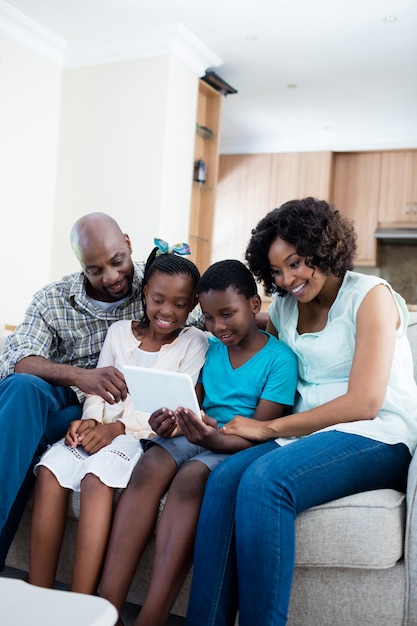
[99,446,178,618]
[134,460,210,626]
[71,473,114,594]
[29,466,69,588]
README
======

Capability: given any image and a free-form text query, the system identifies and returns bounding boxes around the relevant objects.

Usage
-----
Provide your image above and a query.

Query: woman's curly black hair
[245,197,357,297]
[138,247,200,331]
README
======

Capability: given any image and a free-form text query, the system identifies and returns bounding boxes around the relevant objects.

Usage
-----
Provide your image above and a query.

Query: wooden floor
[0,566,185,626]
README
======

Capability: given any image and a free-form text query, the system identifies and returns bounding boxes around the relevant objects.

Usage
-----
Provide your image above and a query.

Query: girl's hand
[77,421,125,454]
[221,415,273,442]
[64,418,97,448]
[149,408,180,438]
[65,419,83,447]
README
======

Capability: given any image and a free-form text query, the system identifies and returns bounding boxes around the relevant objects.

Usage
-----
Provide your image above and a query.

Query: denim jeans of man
[185,432,411,626]
[0,373,81,568]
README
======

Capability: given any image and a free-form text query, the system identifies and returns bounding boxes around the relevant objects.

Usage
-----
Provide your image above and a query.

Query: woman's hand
[221,415,274,442]
[149,408,181,438]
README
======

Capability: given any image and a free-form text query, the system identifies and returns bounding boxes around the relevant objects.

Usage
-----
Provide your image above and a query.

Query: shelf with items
[189,79,222,273]
[192,180,214,192]
[195,123,216,141]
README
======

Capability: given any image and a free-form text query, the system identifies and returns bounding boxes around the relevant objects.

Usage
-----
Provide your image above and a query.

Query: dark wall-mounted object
[201,71,238,96]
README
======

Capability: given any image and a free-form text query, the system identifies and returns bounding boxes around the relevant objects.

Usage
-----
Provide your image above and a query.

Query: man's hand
[14,357,128,404]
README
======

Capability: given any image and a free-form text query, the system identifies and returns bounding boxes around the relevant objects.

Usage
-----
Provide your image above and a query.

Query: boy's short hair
[197,259,258,299]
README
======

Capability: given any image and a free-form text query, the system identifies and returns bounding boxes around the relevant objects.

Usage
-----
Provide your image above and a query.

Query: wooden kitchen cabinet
[269,152,333,206]
[212,151,333,263]
[378,150,417,224]
[212,154,272,262]
[212,148,417,271]
[332,152,381,266]
[188,80,222,272]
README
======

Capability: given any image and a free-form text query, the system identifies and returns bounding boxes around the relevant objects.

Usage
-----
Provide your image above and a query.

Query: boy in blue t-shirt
[99,259,298,626]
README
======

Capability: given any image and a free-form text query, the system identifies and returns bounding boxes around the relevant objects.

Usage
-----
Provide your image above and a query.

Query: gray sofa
[4,311,417,624]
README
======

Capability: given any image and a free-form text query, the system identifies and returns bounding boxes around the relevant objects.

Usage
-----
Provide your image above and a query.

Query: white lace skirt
[35,434,143,491]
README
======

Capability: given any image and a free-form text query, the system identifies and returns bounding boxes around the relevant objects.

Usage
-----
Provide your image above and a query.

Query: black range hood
[374,227,417,244]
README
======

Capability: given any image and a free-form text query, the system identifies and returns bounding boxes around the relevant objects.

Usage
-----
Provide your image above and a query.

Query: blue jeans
[0,373,81,567]
[185,432,411,626]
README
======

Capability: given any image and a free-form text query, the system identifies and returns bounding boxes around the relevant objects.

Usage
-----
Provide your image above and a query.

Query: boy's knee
[130,444,175,486]
[172,461,210,498]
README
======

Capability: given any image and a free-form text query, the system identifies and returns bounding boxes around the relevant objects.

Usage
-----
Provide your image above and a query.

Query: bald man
[0,213,199,568]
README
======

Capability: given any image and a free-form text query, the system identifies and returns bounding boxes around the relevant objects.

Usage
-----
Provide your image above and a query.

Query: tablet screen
[122,365,201,417]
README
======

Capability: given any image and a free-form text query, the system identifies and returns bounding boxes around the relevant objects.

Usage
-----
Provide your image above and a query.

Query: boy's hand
[175,407,219,447]
[149,408,180,438]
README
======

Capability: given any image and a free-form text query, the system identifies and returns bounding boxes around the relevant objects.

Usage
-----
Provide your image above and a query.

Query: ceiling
[3,0,417,154]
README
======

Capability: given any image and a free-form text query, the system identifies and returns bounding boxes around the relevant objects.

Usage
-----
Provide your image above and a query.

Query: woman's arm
[223,284,400,441]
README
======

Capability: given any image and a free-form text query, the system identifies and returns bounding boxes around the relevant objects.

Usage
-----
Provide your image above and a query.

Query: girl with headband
[29,239,208,597]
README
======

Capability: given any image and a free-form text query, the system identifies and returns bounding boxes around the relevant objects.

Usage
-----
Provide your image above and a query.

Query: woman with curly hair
[185,197,417,626]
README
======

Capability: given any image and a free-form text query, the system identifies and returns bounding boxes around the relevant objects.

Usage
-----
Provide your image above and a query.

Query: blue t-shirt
[201,331,297,428]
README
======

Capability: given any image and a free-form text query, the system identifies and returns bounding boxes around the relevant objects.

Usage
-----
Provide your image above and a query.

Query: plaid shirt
[0,261,203,400]
[0,262,146,399]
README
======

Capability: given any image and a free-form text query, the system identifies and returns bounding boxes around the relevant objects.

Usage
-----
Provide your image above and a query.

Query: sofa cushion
[294,488,405,569]
[62,488,406,571]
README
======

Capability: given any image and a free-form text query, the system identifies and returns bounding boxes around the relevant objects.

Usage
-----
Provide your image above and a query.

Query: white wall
[0,34,62,330]
[50,55,198,279]
[0,8,216,331]
[0,37,200,329]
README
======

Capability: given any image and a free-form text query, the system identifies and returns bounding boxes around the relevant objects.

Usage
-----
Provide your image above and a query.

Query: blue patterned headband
[154,238,191,257]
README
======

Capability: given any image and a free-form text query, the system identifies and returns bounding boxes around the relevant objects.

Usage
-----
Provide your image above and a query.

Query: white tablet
[122,365,201,417]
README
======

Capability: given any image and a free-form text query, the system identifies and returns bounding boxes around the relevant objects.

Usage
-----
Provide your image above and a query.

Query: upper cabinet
[211,148,417,270]
[213,154,273,262]
[332,152,381,266]
[212,151,333,263]
[269,152,333,207]
[378,151,417,224]
[188,80,222,272]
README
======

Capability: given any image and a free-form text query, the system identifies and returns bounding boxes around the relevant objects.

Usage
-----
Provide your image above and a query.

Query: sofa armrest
[404,451,417,624]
